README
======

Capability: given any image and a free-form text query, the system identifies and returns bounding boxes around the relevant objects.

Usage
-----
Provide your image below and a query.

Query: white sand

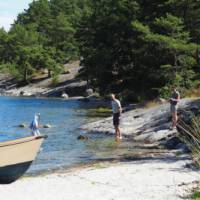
[0,157,199,200]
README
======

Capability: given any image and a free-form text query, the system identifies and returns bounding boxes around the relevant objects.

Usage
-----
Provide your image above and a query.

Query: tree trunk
[24,68,28,83]
[182,1,188,24]
[48,69,51,78]
[196,48,200,65]
[173,52,178,75]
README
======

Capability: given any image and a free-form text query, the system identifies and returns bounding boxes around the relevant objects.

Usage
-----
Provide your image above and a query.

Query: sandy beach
[0,154,199,200]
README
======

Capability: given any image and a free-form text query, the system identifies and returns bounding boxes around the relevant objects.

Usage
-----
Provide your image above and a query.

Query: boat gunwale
[0,135,47,148]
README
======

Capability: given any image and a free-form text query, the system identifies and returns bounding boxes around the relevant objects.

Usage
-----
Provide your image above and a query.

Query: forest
[0,0,200,101]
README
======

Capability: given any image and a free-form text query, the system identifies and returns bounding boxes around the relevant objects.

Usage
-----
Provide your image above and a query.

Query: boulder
[175,143,190,153]
[18,123,27,128]
[19,91,25,96]
[63,70,70,74]
[86,88,94,96]
[41,68,48,74]
[43,124,52,128]
[0,89,5,96]
[164,136,182,149]
[77,135,88,141]
[61,92,69,99]
[25,92,32,96]
[190,106,200,116]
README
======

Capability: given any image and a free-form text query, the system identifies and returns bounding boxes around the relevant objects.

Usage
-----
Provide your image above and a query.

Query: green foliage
[6,63,23,80]
[0,0,89,84]
[0,0,200,100]
[78,0,139,94]
[77,0,200,100]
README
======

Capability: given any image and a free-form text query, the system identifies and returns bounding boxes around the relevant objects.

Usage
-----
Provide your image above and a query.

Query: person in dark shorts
[111,94,122,140]
[169,86,180,130]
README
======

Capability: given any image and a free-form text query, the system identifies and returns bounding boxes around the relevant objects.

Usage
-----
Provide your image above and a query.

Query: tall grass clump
[178,117,200,167]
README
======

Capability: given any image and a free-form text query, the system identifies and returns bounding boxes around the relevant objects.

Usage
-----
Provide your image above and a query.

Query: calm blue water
[0,97,122,175]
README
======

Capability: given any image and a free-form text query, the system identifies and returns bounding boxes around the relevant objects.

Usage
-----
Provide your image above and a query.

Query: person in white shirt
[111,94,122,140]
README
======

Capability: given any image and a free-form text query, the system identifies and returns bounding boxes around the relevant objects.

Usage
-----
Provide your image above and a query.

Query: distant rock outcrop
[0,61,88,98]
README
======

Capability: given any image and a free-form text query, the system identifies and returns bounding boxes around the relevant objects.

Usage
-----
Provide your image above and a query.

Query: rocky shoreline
[81,98,200,153]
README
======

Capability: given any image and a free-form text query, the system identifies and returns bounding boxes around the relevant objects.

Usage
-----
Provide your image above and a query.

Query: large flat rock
[81,98,200,143]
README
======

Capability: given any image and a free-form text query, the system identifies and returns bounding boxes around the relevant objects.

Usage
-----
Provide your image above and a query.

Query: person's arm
[171,93,180,102]
[35,122,39,129]
[118,101,122,113]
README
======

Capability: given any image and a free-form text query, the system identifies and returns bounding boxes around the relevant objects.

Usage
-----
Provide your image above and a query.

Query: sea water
[0,97,138,175]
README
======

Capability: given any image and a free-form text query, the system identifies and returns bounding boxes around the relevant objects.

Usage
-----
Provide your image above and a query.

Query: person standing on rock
[170,86,180,130]
[111,94,122,140]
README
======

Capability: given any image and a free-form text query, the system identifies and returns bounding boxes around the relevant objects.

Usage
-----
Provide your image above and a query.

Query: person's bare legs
[115,125,122,140]
[117,127,121,138]
[172,111,178,129]
[174,111,178,127]
[114,126,118,138]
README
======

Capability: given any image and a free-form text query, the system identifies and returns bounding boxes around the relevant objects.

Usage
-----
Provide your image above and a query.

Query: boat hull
[0,161,32,184]
[0,136,46,184]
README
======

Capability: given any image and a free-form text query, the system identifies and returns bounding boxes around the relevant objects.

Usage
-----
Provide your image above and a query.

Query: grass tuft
[144,100,160,109]
[178,117,200,199]
[191,190,200,200]
[178,117,200,167]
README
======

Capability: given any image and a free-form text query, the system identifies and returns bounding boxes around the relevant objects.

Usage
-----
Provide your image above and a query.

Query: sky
[0,0,33,31]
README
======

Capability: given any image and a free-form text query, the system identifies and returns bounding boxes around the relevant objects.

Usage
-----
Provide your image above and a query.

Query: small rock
[165,136,181,149]
[86,88,94,96]
[25,92,32,96]
[18,123,27,128]
[19,91,25,96]
[43,124,52,128]
[133,115,141,119]
[63,70,70,74]
[178,182,186,186]
[61,92,69,99]
[77,135,88,141]
[41,69,48,74]
[190,106,200,116]
[175,143,190,153]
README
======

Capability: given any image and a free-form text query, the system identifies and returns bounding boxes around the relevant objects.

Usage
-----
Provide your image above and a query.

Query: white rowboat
[0,135,46,184]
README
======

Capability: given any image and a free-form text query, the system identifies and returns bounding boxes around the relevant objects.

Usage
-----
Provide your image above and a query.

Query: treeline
[0,0,200,100]
[78,0,200,100]
[0,0,91,83]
